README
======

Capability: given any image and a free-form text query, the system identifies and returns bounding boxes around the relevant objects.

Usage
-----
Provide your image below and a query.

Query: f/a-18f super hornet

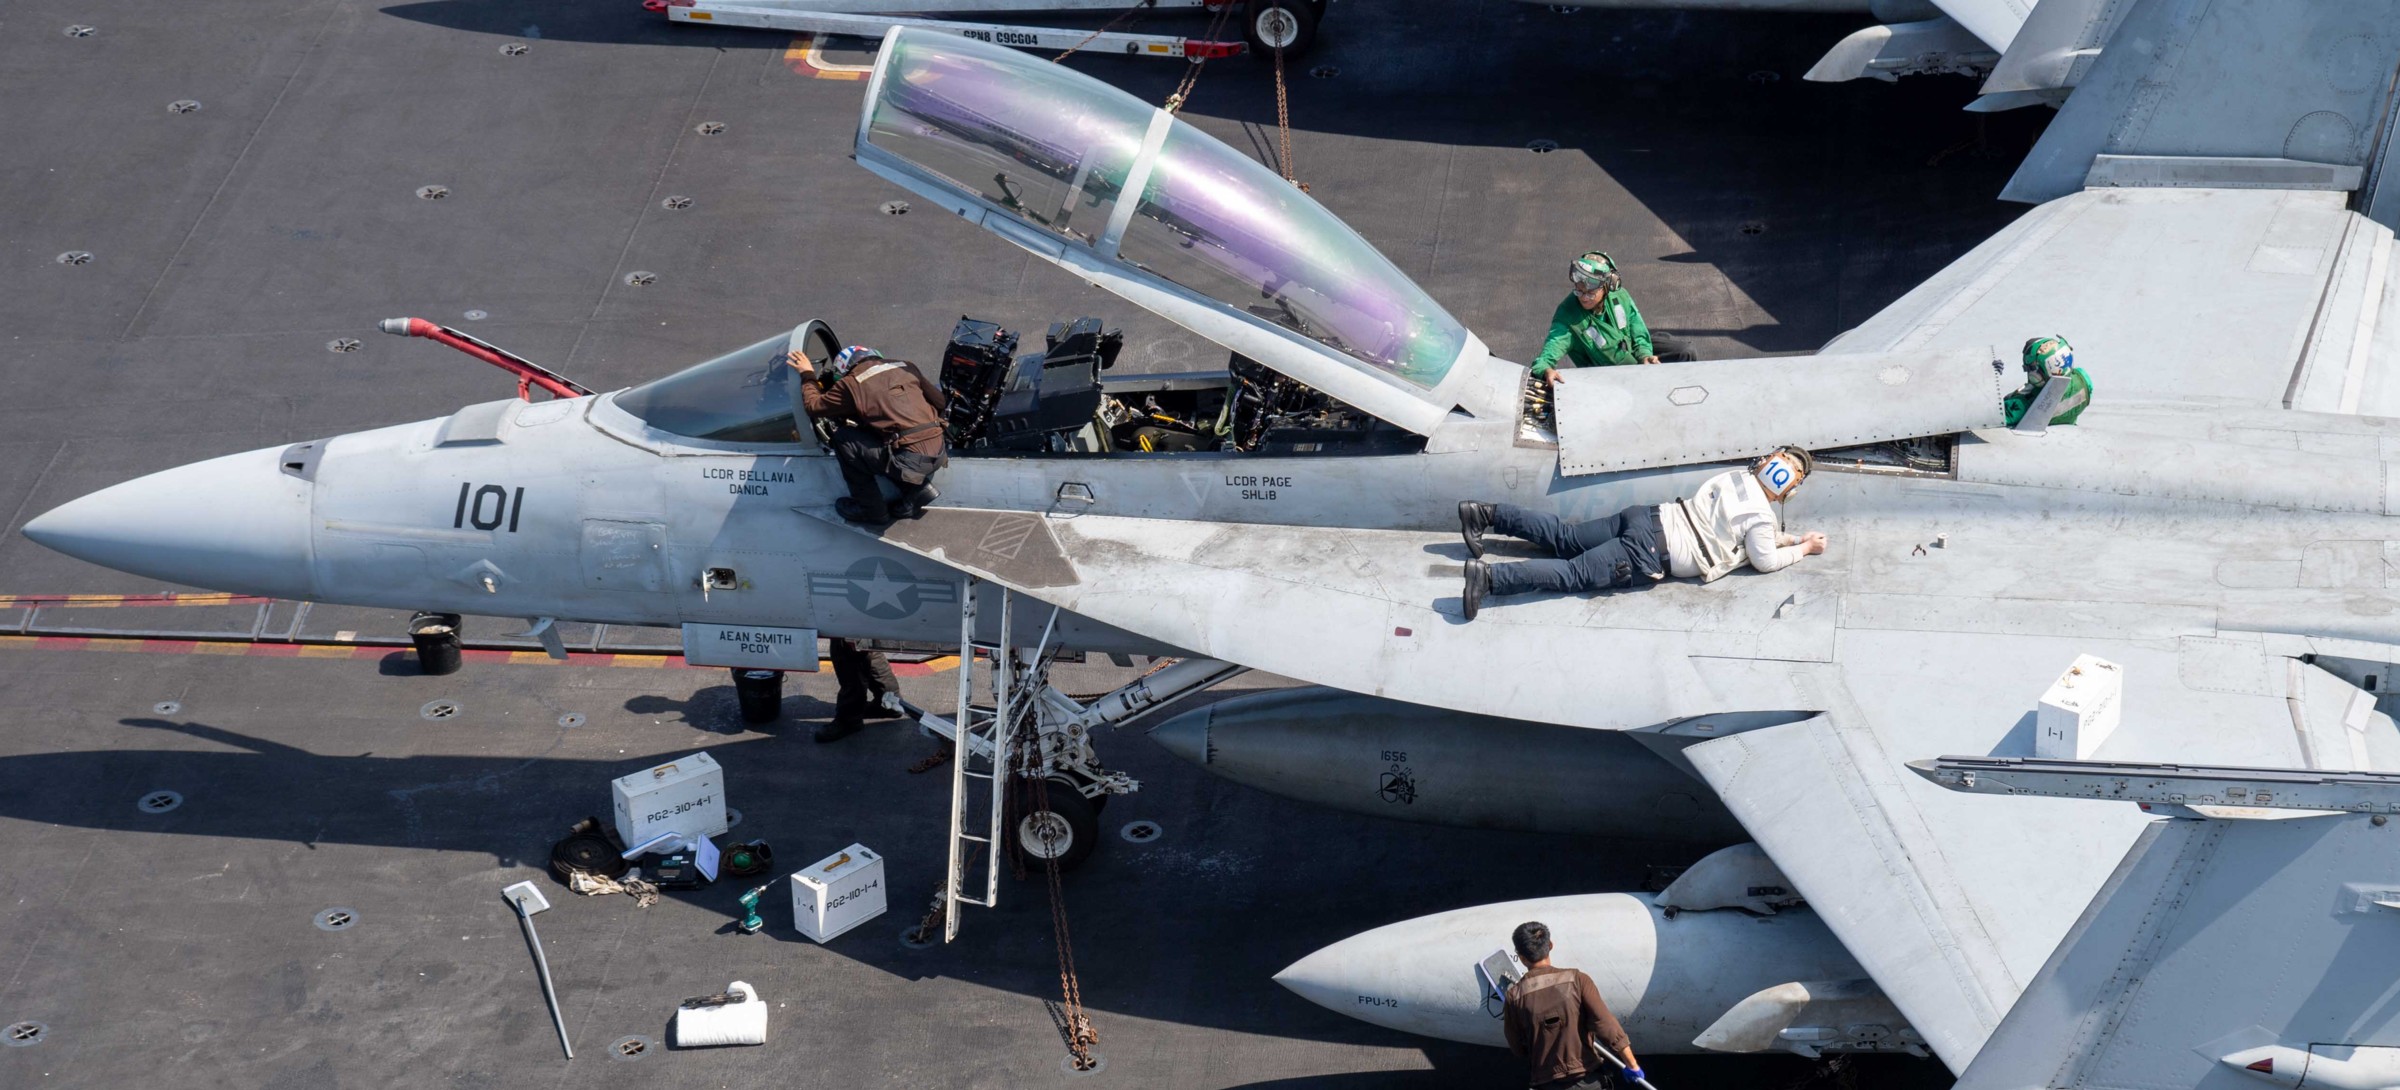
[26,0,2400,1081]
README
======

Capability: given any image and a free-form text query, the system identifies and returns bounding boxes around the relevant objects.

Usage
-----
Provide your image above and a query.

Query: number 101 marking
[453,482,525,532]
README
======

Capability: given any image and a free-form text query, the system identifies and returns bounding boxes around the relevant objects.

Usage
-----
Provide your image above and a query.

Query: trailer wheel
[1244,0,1318,59]
[1009,778,1099,872]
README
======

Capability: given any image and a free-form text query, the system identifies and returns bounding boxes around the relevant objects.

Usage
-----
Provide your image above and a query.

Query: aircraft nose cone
[21,445,316,598]
[1148,703,1214,766]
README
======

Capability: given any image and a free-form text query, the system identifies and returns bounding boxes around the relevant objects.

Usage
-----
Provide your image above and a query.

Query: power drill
[736,883,770,935]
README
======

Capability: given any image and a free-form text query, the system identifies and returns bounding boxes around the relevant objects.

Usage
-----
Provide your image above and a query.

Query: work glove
[1624,1067,1645,1083]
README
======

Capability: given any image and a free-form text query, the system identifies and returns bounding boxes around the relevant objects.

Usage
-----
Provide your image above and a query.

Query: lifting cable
[1271,36,1305,191]
[1053,0,1157,62]
[1049,0,1304,192]
[1165,1,1240,113]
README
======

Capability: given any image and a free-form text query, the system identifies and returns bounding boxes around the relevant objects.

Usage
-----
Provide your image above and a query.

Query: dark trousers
[1533,1075,1611,1090]
[832,426,942,518]
[1486,503,1665,597]
[1648,332,1698,363]
[828,638,897,723]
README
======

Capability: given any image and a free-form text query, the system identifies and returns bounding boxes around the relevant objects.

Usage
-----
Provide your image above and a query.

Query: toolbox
[789,844,886,944]
[611,751,729,849]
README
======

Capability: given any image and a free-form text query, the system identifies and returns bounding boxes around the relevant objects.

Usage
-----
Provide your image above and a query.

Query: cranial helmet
[2022,336,2074,379]
[1754,444,1813,500]
[831,345,883,376]
[1570,251,1621,294]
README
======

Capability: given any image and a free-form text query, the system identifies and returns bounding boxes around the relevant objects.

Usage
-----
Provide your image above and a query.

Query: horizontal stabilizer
[2003,0,2400,205]
[1955,813,2400,1089]
[1553,348,2006,476]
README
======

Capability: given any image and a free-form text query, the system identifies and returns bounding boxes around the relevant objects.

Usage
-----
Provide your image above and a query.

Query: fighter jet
[23,0,2400,1081]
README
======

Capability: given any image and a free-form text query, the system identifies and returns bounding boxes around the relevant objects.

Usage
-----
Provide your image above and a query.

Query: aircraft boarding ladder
[941,579,1053,941]
[890,576,1248,940]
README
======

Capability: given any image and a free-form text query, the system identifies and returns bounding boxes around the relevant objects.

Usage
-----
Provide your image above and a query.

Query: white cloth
[673,981,768,1047]
[1665,469,1809,582]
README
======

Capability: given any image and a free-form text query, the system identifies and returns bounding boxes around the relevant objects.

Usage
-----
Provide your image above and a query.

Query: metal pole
[513,900,573,1060]
[1590,1039,1657,1090]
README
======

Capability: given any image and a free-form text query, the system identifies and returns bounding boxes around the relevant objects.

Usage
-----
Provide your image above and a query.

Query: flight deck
[0,0,2039,1084]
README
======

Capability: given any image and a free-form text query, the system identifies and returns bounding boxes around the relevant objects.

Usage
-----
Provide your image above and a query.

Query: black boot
[1458,501,1495,559]
[812,716,865,743]
[834,496,891,526]
[891,484,939,520]
[1462,559,1490,621]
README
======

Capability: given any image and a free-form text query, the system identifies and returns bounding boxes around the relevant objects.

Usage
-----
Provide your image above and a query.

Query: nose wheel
[1009,777,1099,872]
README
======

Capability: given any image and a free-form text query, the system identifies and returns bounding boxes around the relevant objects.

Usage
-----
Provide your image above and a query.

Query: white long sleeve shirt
[1654,469,1810,580]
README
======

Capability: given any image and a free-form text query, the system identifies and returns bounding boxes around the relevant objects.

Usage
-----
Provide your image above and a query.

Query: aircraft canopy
[856,28,1475,435]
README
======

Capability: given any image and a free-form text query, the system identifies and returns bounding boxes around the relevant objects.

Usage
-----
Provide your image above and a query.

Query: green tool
[736,883,770,935]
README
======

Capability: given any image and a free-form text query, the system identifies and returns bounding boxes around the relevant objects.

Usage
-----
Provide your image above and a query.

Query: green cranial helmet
[2022,336,2074,379]
[1570,251,1621,294]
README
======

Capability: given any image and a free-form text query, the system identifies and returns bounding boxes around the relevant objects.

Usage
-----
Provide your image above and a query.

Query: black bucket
[408,612,463,675]
[733,669,784,723]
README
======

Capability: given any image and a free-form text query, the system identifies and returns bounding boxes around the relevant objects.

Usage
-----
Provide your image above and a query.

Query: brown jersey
[1502,966,1632,1086]
[801,359,949,457]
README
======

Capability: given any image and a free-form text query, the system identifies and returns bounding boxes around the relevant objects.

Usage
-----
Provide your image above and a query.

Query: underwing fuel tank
[1275,892,1872,1051]
[1148,687,1748,843]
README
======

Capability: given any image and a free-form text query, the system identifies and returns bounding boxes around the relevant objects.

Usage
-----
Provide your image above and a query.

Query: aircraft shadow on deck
[0,697,1750,1055]
[377,0,2048,358]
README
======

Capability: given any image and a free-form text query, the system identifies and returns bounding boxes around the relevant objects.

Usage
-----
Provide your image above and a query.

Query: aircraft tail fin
[2002,0,2400,226]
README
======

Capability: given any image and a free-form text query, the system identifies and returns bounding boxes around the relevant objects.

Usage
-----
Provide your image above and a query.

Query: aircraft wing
[807,505,1841,731]
[1680,647,2400,1074]
[1953,811,2400,1089]
[1823,185,2400,415]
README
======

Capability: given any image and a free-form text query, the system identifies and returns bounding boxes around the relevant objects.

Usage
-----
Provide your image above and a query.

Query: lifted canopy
[853,27,1478,436]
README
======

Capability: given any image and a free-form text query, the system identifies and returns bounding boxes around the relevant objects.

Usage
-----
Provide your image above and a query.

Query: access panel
[1554,348,2008,476]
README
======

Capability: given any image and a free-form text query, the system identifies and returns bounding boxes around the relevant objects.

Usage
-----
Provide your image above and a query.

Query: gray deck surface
[0,0,2041,1085]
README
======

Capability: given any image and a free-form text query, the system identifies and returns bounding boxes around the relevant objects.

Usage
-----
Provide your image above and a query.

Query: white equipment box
[2036,655,2123,760]
[612,751,729,849]
[790,843,886,944]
